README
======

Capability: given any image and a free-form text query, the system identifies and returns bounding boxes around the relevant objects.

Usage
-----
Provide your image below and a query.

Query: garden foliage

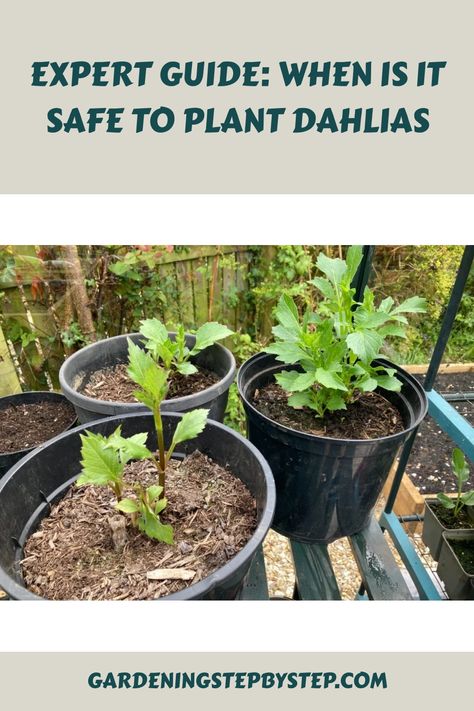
[265,246,426,418]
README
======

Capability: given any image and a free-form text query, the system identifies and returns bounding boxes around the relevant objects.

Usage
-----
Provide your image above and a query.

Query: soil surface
[405,371,474,494]
[252,382,404,439]
[450,539,474,575]
[426,501,474,530]
[0,400,76,454]
[81,363,218,402]
[21,451,256,600]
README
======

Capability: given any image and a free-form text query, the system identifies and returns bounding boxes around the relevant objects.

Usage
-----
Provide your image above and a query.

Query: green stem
[453,475,464,518]
[153,406,166,498]
[114,482,122,502]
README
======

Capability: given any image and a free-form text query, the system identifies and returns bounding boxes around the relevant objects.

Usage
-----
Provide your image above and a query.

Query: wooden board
[350,516,413,600]
[382,465,425,533]
[290,540,342,600]
[0,325,22,396]
[404,363,474,374]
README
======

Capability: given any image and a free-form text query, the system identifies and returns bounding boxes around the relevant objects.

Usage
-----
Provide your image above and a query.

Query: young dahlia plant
[265,245,426,419]
[77,342,209,544]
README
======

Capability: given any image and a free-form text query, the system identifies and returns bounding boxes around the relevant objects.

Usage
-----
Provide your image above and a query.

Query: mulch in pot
[406,371,474,494]
[81,363,218,402]
[426,501,474,530]
[252,382,404,439]
[21,451,257,600]
[0,400,76,454]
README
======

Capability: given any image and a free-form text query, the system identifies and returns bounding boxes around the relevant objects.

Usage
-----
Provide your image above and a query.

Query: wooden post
[259,245,277,339]
[0,325,21,396]
[61,245,96,341]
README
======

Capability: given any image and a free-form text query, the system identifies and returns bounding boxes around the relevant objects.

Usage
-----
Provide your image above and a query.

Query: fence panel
[0,245,254,393]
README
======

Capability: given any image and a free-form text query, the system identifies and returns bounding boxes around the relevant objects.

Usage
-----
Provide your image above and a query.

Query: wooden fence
[0,245,255,395]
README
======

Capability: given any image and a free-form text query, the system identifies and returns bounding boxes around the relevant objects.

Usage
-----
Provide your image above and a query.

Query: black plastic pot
[0,391,77,481]
[422,499,474,562]
[59,332,236,424]
[238,353,428,544]
[0,412,275,600]
[437,530,474,600]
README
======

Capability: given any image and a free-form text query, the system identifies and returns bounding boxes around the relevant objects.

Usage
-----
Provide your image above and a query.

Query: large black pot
[0,391,77,480]
[59,332,236,424]
[238,353,428,544]
[0,412,275,600]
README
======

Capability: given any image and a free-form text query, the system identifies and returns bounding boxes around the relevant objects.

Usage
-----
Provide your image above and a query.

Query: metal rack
[360,244,474,600]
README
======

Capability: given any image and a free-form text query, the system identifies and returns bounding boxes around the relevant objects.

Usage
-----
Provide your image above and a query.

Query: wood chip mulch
[21,451,257,600]
[82,363,218,402]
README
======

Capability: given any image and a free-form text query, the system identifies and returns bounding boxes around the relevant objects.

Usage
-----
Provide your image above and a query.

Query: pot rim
[0,391,78,459]
[59,331,237,410]
[237,351,428,446]
[0,411,276,601]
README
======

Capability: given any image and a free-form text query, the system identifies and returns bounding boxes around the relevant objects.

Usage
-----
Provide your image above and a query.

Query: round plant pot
[437,530,474,600]
[59,332,236,424]
[238,353,428,544]
[0,391,77,480]
[0,412,275,600]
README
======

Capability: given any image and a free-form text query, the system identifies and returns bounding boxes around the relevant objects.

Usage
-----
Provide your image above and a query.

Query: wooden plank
[290,540,341,600]
[239,546,269,600]
[349,516,413,600]
[157,262,180,325]
[0,325,22,396]
[175,259,194,328]
[382,464,425,534]
[207,253,222,322]
[192,257,209,327]
[22,294,63,389]
[154,245,246,266]
[404,362,474,375]
[222,258,237,330]
[235,250,249,331]
[2,285,48,389]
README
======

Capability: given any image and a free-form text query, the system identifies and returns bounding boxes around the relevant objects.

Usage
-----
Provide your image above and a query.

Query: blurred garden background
[1,244,472,433]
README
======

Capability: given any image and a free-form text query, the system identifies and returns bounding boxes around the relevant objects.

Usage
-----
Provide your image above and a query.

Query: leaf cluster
[437,448,474,518]
[138,318,233,375]
[265,245,426,418]
[77,338,210,544]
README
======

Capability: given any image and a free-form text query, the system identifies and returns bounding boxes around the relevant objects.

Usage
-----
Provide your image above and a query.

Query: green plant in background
[437,448,474,518]
[224,333,264,434]
[100,246,181,334]
[249,246,317,339]
[77,347,209,543]
[60,321,89,349]
[265,246,426,418]
[371,245,471,364]
[138,317,233,375]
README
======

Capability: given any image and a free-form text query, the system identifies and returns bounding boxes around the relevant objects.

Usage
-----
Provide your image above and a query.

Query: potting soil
[253,383,404,439]
[0,400,76,454]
